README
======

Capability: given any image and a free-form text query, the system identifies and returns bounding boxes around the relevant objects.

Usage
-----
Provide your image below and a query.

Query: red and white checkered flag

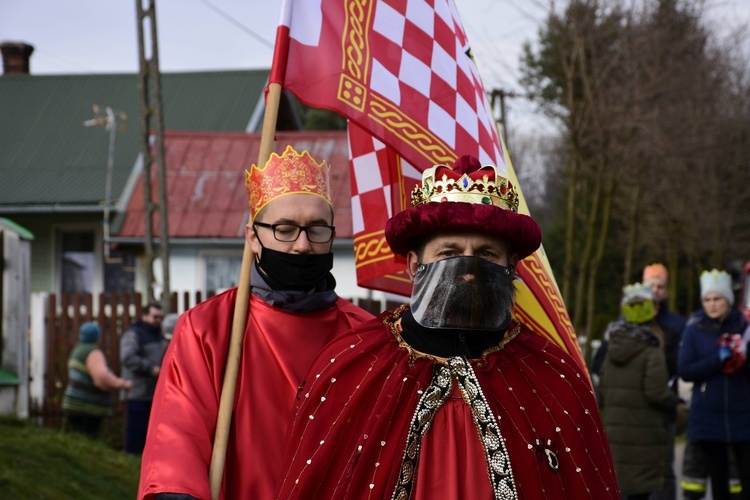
[273,0,504,169]
[271,0,505,292]
[271,0,584,368]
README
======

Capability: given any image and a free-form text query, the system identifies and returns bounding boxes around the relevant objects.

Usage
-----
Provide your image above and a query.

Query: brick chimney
[1,42,34,74]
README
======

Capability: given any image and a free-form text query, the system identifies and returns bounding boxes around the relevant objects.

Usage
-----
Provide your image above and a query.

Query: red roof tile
[117,130,353,239]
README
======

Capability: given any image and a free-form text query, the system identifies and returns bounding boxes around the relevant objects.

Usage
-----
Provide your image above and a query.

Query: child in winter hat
[700,269,734,306]
[620,282,656,324]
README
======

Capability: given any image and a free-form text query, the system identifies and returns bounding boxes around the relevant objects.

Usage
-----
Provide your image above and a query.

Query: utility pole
[490,88,520,154]
[84,105,127,263]
[136,0,171,311]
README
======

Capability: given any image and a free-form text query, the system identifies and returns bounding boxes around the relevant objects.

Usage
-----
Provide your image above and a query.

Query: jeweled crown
[410,162,519,211]
[245,145,332,222]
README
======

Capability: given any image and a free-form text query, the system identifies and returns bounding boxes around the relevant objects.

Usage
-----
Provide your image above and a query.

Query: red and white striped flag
[270,0,584,370]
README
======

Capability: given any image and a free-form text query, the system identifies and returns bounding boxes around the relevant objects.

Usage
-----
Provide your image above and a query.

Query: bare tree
[520,0,750,334]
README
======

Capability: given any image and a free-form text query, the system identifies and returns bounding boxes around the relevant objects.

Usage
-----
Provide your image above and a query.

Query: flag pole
[208,81,283,500]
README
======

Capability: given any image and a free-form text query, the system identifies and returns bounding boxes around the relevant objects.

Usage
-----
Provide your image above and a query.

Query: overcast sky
[1,0,748,135]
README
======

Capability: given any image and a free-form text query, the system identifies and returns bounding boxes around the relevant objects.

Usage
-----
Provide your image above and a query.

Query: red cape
[277,307,620,499]
[138,288,373,499]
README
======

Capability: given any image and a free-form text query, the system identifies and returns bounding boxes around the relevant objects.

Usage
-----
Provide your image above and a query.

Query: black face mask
[257,246,334,291]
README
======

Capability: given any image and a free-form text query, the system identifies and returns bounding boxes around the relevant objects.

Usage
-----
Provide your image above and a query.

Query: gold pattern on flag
[340,0,373,108]
[337,0,455,166]
[354,233,392,268]
[523,254,577,345]
[369,97,455,165]
[339,75,367,112]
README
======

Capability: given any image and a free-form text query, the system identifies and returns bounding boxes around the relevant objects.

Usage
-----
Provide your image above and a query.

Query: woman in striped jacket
[62,322,132,439]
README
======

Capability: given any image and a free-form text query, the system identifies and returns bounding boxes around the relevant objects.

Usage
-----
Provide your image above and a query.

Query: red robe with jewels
[138,288,373,500]
[276,307,620,499]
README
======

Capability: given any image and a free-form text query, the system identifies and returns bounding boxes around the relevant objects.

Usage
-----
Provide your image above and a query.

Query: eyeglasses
[254,222,335,243]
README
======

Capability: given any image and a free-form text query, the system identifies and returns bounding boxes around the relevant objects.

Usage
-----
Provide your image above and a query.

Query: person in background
[120,301,168,454]
[679,269,750,500]
[138,146,373,499]
[643,264,685,382]
[679,265,743,500]
[599,282,678,500]
[642,263,686,500]
[275,156,619,498]
[62,322,132,439]
[161,313,179,341]
[681,440,743,499]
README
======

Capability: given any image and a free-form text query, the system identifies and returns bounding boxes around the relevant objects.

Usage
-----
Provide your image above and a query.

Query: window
[104,246,136,292]
[204,253,243,293]
[61,231,95,293]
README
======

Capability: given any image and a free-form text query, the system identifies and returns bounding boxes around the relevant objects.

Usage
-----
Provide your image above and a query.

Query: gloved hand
[718,346,733,363]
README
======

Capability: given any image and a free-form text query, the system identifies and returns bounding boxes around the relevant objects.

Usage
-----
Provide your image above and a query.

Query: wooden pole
[208,82,283,499]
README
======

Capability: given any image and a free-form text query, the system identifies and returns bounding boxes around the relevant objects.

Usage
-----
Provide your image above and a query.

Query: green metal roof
[0,70,271,209]
[0,217,34,240]
[0,368,20,386]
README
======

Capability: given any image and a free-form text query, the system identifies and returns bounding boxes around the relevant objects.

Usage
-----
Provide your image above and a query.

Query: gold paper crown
[410,163,519,211]
[245,145,332,222]
[643,263,668,282]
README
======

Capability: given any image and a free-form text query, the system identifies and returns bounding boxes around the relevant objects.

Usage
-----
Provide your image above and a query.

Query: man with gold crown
[275,155,619,499]
[641,263,686,500]
[642,263,686,380]
[138,145,373,499]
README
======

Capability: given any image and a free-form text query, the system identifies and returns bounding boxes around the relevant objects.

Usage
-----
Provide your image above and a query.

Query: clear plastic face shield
[410,256,516,330]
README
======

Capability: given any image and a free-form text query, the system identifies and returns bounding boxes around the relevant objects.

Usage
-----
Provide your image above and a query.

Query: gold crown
[410,163,519,211]
[643,263,668,282]
[245,145,332,222]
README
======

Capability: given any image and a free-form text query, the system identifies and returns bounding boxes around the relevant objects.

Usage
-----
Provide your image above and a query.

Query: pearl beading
[392,356,518,500]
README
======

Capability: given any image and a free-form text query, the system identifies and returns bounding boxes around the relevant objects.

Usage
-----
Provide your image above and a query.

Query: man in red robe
[276,156,620,499]
[138,146,373,499]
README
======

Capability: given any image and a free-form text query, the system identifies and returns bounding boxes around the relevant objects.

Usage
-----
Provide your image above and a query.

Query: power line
[195,0,274,50]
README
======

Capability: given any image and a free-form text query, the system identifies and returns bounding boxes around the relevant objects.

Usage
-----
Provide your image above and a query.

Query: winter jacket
[678,308,750,443]
[591,305,685,403]
[600,319,678,495]
[62,343,115,416]
[120,319,168,402]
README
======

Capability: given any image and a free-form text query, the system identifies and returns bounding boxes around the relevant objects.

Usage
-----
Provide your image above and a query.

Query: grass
[0,417,141,499]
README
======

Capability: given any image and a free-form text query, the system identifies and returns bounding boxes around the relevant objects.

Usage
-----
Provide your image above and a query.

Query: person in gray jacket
[120,302,168,454]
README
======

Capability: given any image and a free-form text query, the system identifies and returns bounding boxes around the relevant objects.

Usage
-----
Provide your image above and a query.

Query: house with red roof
[111,129,373,302]
[0,42,390,307]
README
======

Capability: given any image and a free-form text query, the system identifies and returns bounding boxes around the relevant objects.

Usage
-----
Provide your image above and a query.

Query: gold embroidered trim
[392,356,518,499]
[477,322,521,368]
[391,364,453,500]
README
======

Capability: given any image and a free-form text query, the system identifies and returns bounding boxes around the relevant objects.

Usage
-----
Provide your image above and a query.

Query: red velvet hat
[385,155,541,259]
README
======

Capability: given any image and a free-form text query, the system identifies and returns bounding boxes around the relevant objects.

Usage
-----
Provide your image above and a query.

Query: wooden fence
[29,291,399,434]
